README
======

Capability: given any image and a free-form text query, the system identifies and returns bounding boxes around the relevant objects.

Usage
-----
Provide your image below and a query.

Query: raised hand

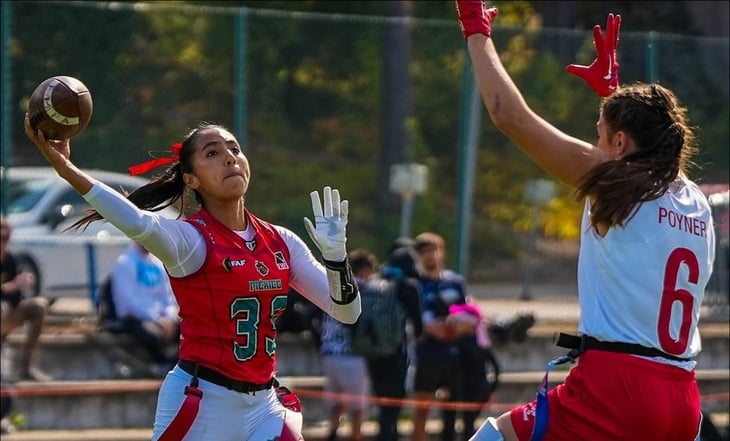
[23,113,72,166]
[455,0,498,40]
[303,186,348,262]
[566,13,622,97]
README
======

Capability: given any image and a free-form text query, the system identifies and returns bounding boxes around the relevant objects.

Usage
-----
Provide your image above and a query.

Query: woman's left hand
[303,186,348,262]
[566,13,622,97]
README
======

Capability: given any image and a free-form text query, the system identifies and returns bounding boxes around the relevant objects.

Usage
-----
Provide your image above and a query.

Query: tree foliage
[6,1,727,278]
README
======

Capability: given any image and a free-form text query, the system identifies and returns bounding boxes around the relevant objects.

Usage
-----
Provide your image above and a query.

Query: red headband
[128,143,182,176]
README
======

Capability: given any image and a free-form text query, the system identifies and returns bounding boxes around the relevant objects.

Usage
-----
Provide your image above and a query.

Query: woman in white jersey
[23,120,361,441]
[455,2,715,441]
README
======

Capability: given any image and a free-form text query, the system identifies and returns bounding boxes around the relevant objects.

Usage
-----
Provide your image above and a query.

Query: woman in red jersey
[24,119,361,441]
[455,2,714,441]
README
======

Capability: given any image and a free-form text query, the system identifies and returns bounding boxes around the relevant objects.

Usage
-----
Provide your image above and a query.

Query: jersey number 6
[657,247,699,356]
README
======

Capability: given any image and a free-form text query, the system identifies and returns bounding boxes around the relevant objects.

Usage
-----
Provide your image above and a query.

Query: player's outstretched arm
[456,1,608,188]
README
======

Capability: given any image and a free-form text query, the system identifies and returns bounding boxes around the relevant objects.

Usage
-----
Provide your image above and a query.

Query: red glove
[455,1,499,39]
[566,13,622,97]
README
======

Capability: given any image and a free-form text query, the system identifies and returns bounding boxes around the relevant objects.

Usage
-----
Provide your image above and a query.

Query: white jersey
[577,176,715,361]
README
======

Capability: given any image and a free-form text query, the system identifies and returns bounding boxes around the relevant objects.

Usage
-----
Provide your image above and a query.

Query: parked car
[2,166,180,303]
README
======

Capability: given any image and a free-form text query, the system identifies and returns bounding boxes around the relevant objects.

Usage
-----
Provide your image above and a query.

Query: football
[28,76,93,140]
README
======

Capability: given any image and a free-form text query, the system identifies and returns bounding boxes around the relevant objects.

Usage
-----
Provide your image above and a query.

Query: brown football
[28,76,93,140]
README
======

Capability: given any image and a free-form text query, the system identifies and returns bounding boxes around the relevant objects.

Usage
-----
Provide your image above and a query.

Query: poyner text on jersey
[658,207,707,237]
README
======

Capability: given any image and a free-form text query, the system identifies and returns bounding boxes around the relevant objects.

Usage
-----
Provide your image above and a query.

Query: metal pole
[399,194,414,238]
[520,206,539,301]
[234,8,248,148]
[86,243,98,305]
[646,31,657,82]
[456,49,481,275]
[0,1,13,216]
[520,179,556,300]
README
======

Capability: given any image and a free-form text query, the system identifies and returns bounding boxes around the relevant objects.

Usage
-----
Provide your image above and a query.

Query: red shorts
[510,350,701,441]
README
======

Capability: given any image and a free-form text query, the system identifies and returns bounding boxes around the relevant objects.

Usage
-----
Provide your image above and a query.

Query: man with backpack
[319,249,377,441]
[352,244,423,441]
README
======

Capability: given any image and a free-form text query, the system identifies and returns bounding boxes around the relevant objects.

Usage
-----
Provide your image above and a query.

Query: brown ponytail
[67,122,227,231]
[575,83,698,229]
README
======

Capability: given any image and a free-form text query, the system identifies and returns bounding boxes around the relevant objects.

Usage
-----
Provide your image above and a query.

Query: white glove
[303,186,348,262]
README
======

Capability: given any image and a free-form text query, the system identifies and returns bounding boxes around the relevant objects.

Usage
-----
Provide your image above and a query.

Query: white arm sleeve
[82,181,206,277]
[275,226,360,324]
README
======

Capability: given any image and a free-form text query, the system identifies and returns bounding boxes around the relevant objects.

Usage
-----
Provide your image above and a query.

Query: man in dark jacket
[363,245,423,441]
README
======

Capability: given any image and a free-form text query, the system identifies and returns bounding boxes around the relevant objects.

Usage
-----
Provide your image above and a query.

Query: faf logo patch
[222,257,247,272]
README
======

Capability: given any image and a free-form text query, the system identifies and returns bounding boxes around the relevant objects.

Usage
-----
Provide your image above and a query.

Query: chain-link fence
[706,189,729,322]
[2,1,728,296]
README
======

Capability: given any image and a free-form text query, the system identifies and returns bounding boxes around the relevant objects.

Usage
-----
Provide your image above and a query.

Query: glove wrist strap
[323,258,359,305]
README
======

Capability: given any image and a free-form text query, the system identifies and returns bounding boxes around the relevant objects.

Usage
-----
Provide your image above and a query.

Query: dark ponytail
[575,83,698,230]
[67,122,226,231]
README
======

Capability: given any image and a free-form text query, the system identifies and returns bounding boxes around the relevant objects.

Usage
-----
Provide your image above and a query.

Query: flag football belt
[528,332,693,441]
[178,359,276,393]
[553,332,692,363]
[159,362,298,441]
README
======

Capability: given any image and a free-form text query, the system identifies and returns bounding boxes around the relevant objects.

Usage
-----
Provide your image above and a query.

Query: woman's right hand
[23,113,72,167]
[23,114,95,195]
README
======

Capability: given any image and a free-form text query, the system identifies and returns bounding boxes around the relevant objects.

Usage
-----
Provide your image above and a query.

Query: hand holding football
[28,76,93,140]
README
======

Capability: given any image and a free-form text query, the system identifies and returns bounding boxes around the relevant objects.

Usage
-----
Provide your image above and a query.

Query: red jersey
[171,208,291,384]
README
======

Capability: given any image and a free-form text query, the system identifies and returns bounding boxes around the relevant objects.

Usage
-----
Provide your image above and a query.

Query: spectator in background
[109,241,180,376]
[411,231,486,441]
[319,248,377,441]
[362,244,423,441]
[0,217,51,382]
[448,301,501,435]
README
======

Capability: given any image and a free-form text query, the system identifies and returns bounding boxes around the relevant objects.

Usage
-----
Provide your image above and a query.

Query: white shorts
[151,365,302,441]
[320,354,370,411]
